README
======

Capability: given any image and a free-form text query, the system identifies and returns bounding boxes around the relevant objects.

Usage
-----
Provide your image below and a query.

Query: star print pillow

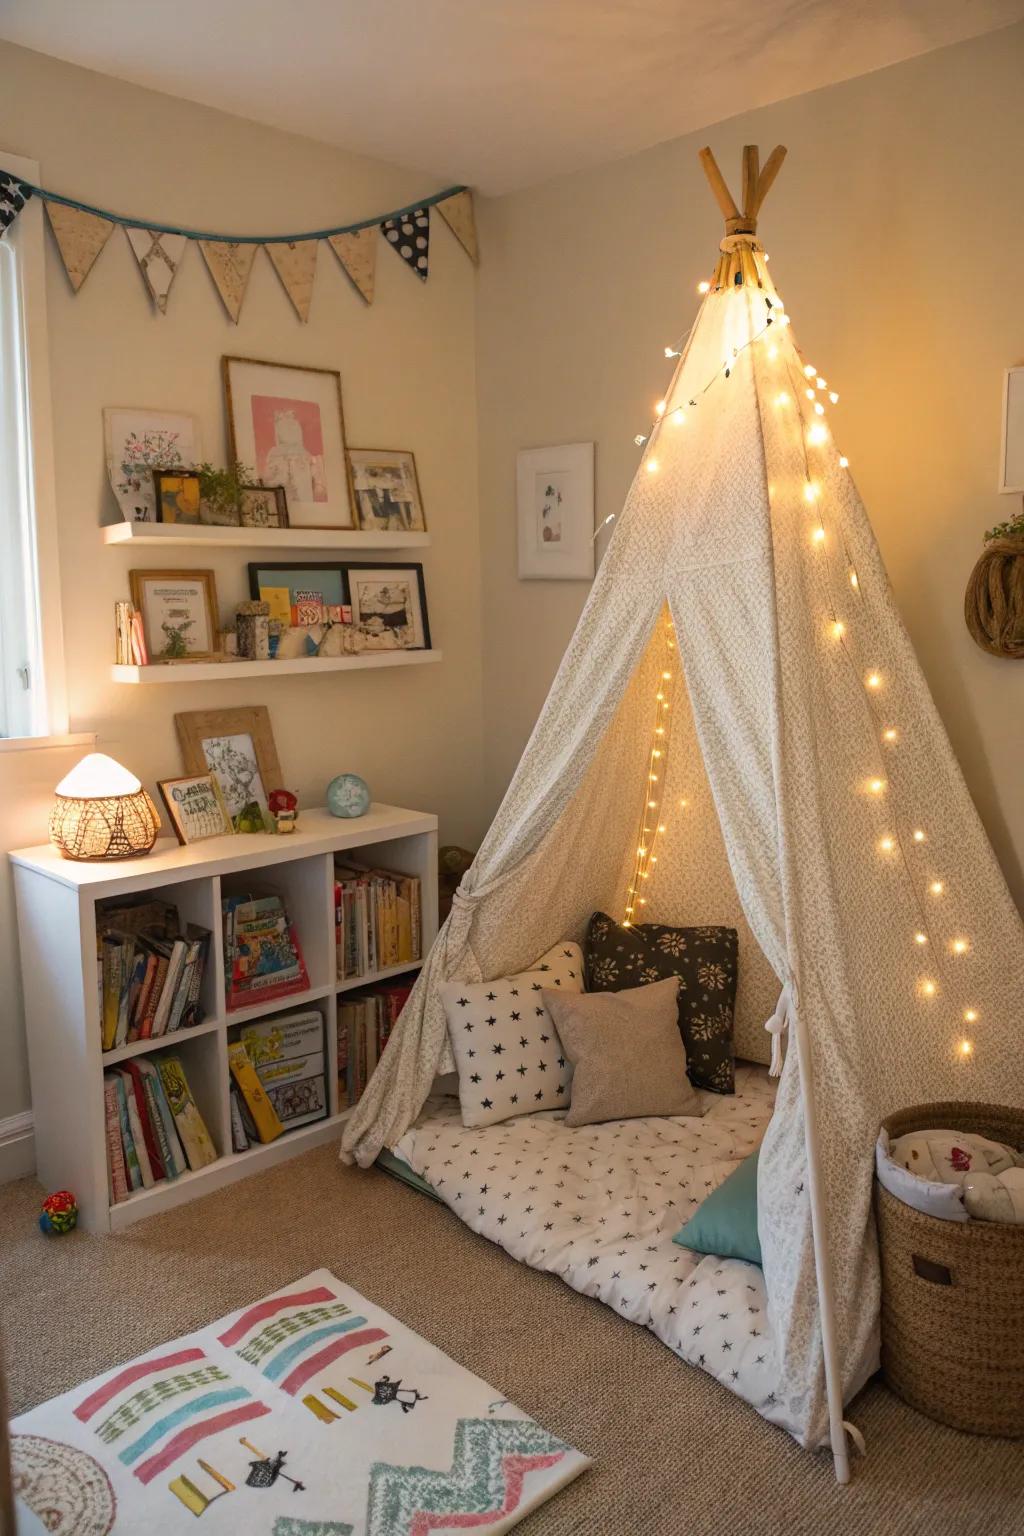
[441,942,583,1128]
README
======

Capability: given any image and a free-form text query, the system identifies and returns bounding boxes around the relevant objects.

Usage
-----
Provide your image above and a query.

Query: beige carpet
[2,1147,1021,1535]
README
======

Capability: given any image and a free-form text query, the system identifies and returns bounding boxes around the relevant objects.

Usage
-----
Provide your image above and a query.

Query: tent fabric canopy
[343,146,1024,1467]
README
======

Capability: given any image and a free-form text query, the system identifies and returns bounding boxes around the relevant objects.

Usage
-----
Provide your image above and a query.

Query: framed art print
[343,563,430,649]
[516,441,595,580]
[174,706,282,834]
[129,569,219,662]
[248,561,348,626]
[346,448,426,532]
[104,406,202,523]
[223,356,355,529]
[999,366,1024,494]
[158,774,234,845]
[239,484,289,529]
[153,470,203,525]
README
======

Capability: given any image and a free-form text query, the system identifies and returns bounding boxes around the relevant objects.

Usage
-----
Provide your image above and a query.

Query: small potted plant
[192,461,254,527]
[964,503,1024,659]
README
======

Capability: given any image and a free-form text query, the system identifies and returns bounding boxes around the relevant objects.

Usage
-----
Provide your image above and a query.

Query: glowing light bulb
[698,280,711,294]
[623,920,632,927]
[640,871,650,880]
[658,824,666,833]
[664,346,679,358]
[964,1008,978,1024]
[652,749,662,759]
[883,728,897,742]
[679,798,688,809]
[638,897,647,904]
[867,778,886,795]
[814,402,825,417]
[914,932,927,945]
[816,376,827,389]
[958,1039,973,1057]
[656,692,665,701]
[646,458,659,474]
[805,388,816,401]
[849,570,859,588]
[920,979,937,998]
[839,455,850,468]
[951,938,969,955]
[804,483,819,504]
[638,847,647,857]
[649,773,658,782]
[662,671,672,680]
[625,906,634,915]
[655,726,665,736]
[929,880,944,896]
[832,621,845,639]
[655,400,666,416]
[829,392,839,405]
[803,365,816,378]
[807,423,828,446]
[767,344,779,360]
[650,855,658,864]
[647,799,657,809]
[879,835,895,852]
[912,829,926,843]
[866,672,881,689]
[670,408,686,425]
[812,525,826,543]
[776,392,791,408]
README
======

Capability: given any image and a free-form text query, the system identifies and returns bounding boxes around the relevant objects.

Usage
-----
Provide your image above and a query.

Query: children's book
[227,1041,284,1143]
[241,1012,326,1131]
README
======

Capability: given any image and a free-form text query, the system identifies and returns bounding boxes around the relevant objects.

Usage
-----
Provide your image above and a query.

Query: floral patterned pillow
[583,911,738,1092]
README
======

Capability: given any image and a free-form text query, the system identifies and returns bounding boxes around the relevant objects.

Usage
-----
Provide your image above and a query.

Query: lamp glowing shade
[49,753,160,862]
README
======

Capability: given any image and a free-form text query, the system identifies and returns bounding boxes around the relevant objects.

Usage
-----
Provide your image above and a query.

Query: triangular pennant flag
[0,171,32,238]
[125,227,187,314]
[436,190,478,264]
[380,207,430,282]
[265,238,318,322]
[45,202,113,291]
[199,239,258,323]
[327,228,376,305]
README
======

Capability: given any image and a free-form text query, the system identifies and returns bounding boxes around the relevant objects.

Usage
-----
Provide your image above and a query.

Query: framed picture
[516,442,595,580]
[153,470,202,525]
[129,569,219,662]
[239,484,289,529]
[223,356,355,529]
[247,562,348,627]
[999,367,1024,494]
[343,563,430,649]
[174,706,282,834]
[104,407,202,524]
[346,448,426,533]
[158,774,234,845]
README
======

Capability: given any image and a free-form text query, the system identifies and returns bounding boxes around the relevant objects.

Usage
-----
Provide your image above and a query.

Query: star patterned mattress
[390,1064,789,1428]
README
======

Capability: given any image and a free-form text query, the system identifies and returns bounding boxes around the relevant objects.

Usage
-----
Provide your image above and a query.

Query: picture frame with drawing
[129,569,219,662]
[342,562,430,650]
[174,706,283,834]
[516,442,595,580]
[153,470,203,525]
[346,448,426,533]
[239,484,289,529]
[104,406,202,524]
[223,356,354,530]
[158,774,234,845]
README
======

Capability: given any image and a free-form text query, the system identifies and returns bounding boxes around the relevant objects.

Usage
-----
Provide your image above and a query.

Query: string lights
[624,620,676,927]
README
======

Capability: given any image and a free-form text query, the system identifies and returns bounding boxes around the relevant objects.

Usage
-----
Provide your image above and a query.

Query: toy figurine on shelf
[269,788,298,834]
[39,1189,78,1235]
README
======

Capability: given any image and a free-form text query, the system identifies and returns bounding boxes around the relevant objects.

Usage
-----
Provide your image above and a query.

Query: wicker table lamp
[49,752,161,861]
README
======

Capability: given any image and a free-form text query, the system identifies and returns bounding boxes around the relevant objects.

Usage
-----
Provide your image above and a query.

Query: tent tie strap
[764,981,793,1077]
[843,1420,867,1460]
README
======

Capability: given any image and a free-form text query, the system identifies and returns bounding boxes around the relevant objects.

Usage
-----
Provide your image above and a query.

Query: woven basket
[875,1101,1024,1437]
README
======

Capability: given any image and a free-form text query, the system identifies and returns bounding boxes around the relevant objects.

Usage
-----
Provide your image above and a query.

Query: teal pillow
[672,1149,761,1266]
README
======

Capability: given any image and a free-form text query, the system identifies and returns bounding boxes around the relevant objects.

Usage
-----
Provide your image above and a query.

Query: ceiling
[1,0,1021,193]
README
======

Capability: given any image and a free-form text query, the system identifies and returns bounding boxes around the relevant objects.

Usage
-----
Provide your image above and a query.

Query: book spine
[158,1056,218,1171]
[104,1076,129,1204]
[152,940,186,1037]
[227,1043,284,1144]
[119,1072,154,1187]
[141,1071,175,1179]
[126,1062,165,1180]
[411,878,421,960]
[229,1088,249,1152]
[131,955,159,1043]
[146,1065,186,1178]
[140,955,170,1039]
[114,1075,142,1191]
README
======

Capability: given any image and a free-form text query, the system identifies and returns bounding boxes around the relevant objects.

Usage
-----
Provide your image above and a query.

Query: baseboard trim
[0,1111,35,1183]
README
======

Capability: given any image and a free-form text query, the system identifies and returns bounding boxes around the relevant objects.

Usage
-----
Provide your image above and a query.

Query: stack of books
[104,1053,218,1203]
[97,896,211,1052]
[334,861,421,981]
[338,979,414,1106]
[228,1011,327,1150]
[223,892,309,1013]
[114,600,148,666]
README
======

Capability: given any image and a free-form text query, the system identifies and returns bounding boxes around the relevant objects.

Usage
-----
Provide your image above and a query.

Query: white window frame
[0,149,68,739]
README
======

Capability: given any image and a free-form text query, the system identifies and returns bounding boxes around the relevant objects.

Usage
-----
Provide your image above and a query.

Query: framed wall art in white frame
[999,366,1024,494]
[516,442,595,580]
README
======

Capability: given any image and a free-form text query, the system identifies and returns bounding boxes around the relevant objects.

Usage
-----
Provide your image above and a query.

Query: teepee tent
[343,146,1024,1478]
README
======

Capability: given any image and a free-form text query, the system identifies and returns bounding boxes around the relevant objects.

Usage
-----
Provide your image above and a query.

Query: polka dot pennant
[380,205,430,282]
[0,172,32,237]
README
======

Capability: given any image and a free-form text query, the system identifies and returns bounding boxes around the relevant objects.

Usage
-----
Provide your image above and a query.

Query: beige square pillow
[544,975,702,1126]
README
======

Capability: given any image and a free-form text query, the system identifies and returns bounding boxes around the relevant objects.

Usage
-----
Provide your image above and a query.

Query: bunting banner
[0,169,475,320]
[327,227,377,305]
[265,237,318,322]
[380,206,430,282]
[0,171,31,235]
[199,240,258,323]
[125,227,187,314]
[45,203,114,292]
[436,189,479,264]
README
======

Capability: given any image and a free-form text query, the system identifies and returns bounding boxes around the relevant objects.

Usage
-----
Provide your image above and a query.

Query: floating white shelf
[111,649,442,684]
[102,523,431,550]
[10,803,438,1231]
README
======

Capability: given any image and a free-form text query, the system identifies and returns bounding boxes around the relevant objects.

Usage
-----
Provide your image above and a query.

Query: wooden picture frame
[239,484,289,529]
[516,441,595,580]
[129,569,219,663]
[999,366,1024,494]
[158,774,234,845]
[342,561,431,649]
[346,447,427,533]
[223,355,355,530]
[152,470,203,525]
[174,706,283,834]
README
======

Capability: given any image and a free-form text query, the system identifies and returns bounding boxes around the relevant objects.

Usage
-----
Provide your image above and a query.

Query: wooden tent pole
[741,145,760,220]
[750,145,787,221]
[698,146,740,223]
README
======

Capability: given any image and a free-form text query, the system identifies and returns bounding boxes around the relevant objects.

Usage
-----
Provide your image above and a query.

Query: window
[0,150,66,739]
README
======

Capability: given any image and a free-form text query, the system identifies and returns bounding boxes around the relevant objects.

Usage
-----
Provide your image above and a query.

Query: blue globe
[327,772,371,819]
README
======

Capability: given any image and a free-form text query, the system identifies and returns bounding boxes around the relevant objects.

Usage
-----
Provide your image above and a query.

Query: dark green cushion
[672,1149,761,1265]
[583,911,738,1092]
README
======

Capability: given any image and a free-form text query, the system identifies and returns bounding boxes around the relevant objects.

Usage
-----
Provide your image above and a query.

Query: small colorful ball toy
[327,772,371,819]
[39,1190,78,1235]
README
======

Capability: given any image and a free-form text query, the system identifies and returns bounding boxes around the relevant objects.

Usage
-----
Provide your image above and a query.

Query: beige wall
[0,42,485,1129]
[476,22,1024,914]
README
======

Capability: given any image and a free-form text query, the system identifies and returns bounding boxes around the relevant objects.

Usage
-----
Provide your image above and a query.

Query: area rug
[10,1267,590,1535]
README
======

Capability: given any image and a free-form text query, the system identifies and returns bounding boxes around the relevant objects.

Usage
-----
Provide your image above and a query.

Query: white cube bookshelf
[11,803,437,1232]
